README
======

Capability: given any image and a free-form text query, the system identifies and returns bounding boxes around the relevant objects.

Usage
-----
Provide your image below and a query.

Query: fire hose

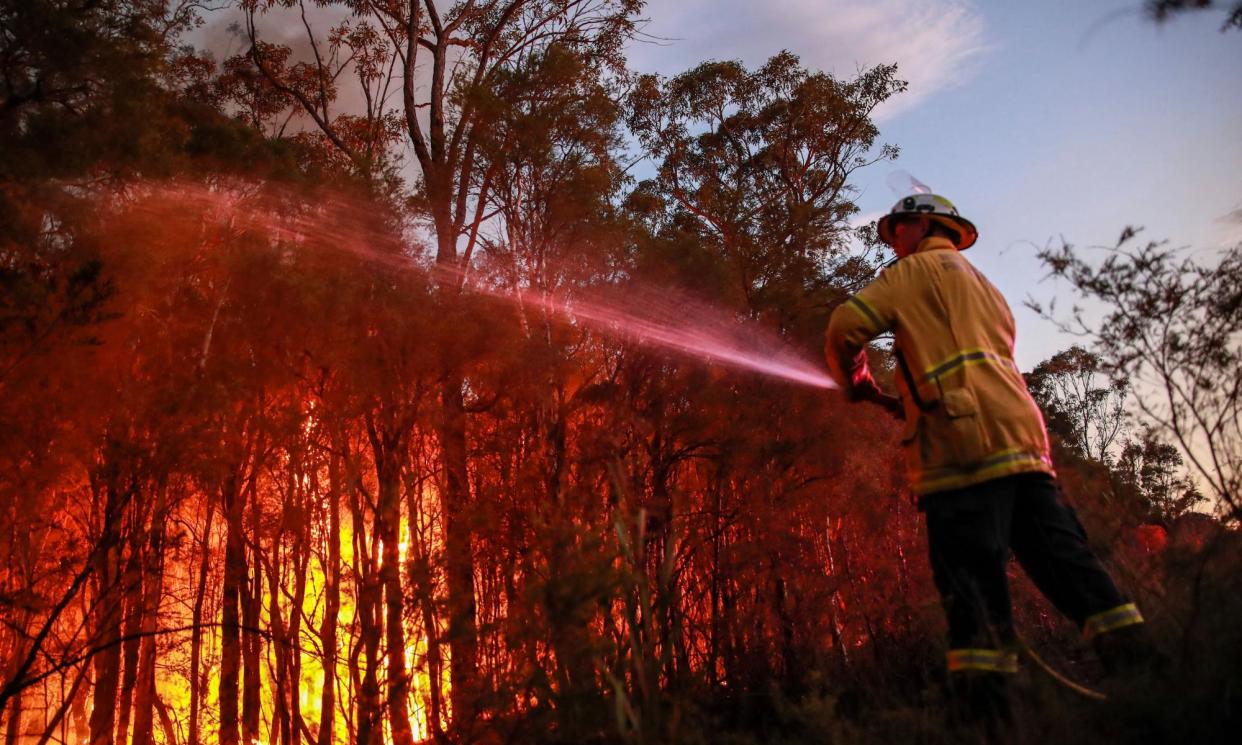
[1017,634,1108,701]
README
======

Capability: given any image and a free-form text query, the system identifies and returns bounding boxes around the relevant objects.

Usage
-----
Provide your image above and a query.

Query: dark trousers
[920,471,1128,652]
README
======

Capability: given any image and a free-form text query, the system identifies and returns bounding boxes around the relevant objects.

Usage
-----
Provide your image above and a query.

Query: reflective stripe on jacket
[825,235,1054,495]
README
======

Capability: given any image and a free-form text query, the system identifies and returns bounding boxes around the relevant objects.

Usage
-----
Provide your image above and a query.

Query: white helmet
[876,193,978,250]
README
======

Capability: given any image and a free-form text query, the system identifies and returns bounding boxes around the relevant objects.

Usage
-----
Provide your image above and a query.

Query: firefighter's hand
[848,382,905,420]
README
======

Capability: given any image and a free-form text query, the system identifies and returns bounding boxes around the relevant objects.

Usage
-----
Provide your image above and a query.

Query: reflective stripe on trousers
[946,648,1019,674]
[1083,602,1144,640]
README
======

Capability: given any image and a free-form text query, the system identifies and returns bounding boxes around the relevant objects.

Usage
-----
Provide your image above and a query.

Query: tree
[1145,0,1242,31]
[627,52,903,333]
[239,3,643,725]
[1025,345,1128,462]
[0,0,200,137]
[1032,229,1242,518]
[1116,427,1204,522]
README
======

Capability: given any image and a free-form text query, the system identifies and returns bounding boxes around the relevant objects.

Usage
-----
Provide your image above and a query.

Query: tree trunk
[114,524,144,745]
[823,517,849,666]
[3,608,31,745]
[242,476,263,744]
[772,572,802,694]
[88,563,123,745]
[68,652,90,745]
[350,473,383,745]
[285,533,309,745]
[89,477,127,745]
[131,492,167,745]
[316,450,342,745]
[266,544,290,745]
[4,684,21,745]
[356,569,384,745]
[438,374,477,727]
[893,495,914,630]
[153,695,178,745]
[377,450,416,745]
[406,471,444,740]
[188,500,215,745]
[131,616,161,745]
[219,471,244,745]
[708,477,724,688]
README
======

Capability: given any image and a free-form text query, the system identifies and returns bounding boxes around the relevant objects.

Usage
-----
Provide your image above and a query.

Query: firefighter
[824,193,1151,724]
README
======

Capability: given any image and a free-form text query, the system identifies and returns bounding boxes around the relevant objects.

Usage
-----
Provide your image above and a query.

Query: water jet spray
[113,180,837,390]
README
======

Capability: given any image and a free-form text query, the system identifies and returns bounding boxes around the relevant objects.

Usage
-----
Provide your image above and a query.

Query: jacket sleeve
[825,272,898,393]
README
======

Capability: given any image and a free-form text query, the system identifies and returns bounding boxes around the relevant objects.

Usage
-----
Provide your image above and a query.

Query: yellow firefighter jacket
[825,235,1055,495]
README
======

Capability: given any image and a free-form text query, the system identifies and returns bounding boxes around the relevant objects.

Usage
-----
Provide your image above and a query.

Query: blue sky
[627,0,1242,370]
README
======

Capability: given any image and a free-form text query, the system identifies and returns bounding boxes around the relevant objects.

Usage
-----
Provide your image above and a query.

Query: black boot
[1093,624,1167,679]
[948,670,1013,736]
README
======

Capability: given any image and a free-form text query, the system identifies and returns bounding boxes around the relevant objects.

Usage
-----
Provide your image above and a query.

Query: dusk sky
[627,0,1242,370]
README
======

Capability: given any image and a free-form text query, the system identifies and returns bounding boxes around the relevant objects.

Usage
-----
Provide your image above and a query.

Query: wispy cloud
[629,0,990,119]
[1214,205,1242,244]
[1218,206,1242,226]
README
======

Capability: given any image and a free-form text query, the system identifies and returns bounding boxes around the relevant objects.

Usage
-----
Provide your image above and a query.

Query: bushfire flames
[153,513,446,745]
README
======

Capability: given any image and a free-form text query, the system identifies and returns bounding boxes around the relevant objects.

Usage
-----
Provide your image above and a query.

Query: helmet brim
[877,213,978,250]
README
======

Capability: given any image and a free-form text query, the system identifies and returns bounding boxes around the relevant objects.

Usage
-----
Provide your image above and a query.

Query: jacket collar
[914,235,958,254]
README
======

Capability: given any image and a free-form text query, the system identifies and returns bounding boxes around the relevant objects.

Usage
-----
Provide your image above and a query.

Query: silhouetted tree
[1145,0,1242,30]
[1033,229,1241,517]
[1116,427,1204,522]
[1025,346,1128,462]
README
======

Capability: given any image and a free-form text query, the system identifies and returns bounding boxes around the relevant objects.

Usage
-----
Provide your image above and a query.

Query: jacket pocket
[919,387,989,470]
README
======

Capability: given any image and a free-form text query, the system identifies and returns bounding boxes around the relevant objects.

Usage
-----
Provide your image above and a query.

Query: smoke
[101,179,837,390]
